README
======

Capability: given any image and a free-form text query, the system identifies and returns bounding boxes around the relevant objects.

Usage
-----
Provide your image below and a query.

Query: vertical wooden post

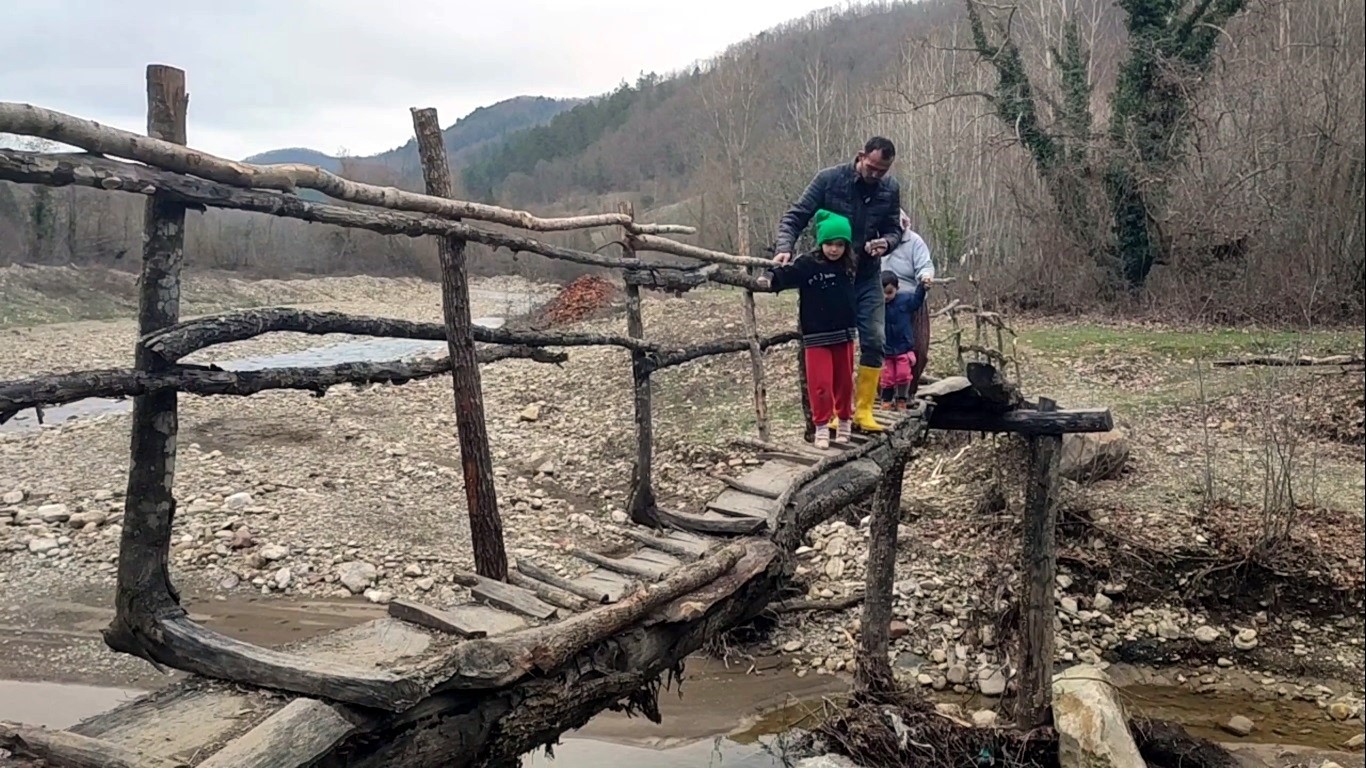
[411,107,507,580]
[737,202,770,442]
[855,442,911,692]
[621,202,658,526]
[798,328,814,443]
[1015,397,1062,728]
[106,64,190,660]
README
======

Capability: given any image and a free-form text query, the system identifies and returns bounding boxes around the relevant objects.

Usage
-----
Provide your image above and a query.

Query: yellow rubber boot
[853,365,885,433]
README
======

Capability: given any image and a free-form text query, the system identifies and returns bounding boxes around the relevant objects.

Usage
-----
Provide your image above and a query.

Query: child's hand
[756,275,772,290]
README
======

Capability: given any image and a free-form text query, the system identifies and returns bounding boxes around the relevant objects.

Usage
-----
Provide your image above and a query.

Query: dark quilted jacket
[775,163,903,280]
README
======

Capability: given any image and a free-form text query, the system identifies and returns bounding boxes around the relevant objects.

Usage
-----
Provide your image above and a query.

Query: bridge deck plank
[570,570,633,603]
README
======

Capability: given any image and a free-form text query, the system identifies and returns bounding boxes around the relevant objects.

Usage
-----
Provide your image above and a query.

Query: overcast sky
[3,0,856,160]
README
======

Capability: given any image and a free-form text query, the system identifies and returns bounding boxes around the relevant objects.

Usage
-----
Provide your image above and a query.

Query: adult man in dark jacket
[773,136,903,433]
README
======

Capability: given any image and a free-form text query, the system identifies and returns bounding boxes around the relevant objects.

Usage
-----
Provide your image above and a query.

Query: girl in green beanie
[757,209,857,448]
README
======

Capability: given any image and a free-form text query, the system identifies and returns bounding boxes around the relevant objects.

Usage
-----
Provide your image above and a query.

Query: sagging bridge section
[0,65,1111,767]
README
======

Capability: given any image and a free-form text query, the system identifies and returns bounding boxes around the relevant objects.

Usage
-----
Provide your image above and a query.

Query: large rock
[1060,430,1130,483]
[337,561,377,594]
[1052,665,1145,768]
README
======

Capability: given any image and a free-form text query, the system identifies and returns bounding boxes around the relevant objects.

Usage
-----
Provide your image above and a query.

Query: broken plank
[452,572,558,620]
[609,526,703,560]
[656,506,765,535]
[516,558,610,604]
[508,568,589,612]
[0,721,185,768]
[730,460,807,496]
[571,569,633,604]
[718,475,780,499]
[196,698,353,768]
[387,598,527,638]
[622,548,683,575]
[707,489,775,519]
[569,547,665,580]
[661,529,715,557]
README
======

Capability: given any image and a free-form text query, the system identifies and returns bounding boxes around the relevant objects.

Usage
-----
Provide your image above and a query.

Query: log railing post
[797,308,814,443]
[1015,396,1062,728]
[736,202,770,442]
[104,64,190,662]
[411,107,507,580]
[621,201,658,527]
[855,437,913,692]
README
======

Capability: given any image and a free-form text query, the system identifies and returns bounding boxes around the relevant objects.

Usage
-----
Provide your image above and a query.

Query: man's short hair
[864,136,896,160]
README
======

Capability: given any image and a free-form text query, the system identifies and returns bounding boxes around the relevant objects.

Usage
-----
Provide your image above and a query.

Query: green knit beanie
[813,209,853,247]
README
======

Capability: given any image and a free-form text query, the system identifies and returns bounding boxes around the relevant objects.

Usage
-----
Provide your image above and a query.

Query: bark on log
[0,150,642,272]
[0,102,692,236]
[413,106,507,581]
[646,331,799,372]
[1014,398,1062,729]
[1211,354,1363,367]
[736,202,771,442]
[0,347,565,414]
[928,404,1113,435]
[506,569,589,613]
[103,64,190,674]
[856,437,912,692]
[632,232,776,269]
[195,698,355,768]
[0,720,187,768]
[140,307,655,363]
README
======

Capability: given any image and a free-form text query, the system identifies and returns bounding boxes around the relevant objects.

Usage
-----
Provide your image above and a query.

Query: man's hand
[921,275,934,288]
[773,251,794,266]
[755,274,772,290]
[866,238,889,258]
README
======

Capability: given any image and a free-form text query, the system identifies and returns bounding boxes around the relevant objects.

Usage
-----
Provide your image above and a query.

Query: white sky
[2,0,861,160]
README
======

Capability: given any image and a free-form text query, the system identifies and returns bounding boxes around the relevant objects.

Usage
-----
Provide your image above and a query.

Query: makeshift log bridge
[0,66,1114,767]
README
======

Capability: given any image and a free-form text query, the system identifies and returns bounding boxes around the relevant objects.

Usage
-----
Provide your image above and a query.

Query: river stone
[338,561,377,594]
[28,537,59,554]
[794,756,866,768]
[38,503,70,523]
[1194,625,1220,644]
[364,589,393,605]
[1345,733,1363,749]
[978,666,1008,696]
[1060,429,1130,483]
[1222,715,1255,737]
[1093,594,1114,613]
[2,490,23,505]
[259,544,289,561]
[1234,628,1259,651]
[68,510,108,529]
[972,710,998,728]
[519,404,541,422]
[274,567,293,590]
[224,492,253,510]
[1052,664,1144,768]
[947,664,969,685]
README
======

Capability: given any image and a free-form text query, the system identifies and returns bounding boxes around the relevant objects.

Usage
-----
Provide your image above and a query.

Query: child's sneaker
[814,428,831,449]
[835,419,852,444]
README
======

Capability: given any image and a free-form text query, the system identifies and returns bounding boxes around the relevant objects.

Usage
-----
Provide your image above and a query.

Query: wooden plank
[730,460,807,496]
[571,570,632,604]
[453,573,558,620]
[706,489,774,519]
[196,698,354,768]
[757,450,819,466]
[507,569,590,612]
[655,507,765,535]
[569,548,665,580]
[609,526,704,560]
[515,558,610,604]
[387,598,526,638]
[0,721,184,768]
[1015,397,1063,728]
[661,530,715,557]
[718,476,780,499]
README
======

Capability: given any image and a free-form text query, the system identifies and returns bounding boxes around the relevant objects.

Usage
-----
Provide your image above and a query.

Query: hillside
[243,95,581,175]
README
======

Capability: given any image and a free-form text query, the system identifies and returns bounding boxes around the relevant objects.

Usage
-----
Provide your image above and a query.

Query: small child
[757,209,857,448]
[879,270,927,410]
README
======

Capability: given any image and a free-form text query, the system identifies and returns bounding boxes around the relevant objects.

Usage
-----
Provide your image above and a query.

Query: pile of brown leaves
[535,275,620,326]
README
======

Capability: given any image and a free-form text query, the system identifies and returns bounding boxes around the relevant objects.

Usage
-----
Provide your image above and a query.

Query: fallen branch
[140,306,654,362]
[1211,354,1364,368]
[0,720,187,768]
[0,104,691,235]
[0,346,564,414]
[769,592,865,614]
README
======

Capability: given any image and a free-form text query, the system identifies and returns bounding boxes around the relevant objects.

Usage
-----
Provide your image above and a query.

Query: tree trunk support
[855,434,913,692]
[103,63,190,668]
[621,201,658,527]
[736,201,770,442]
[1015,397,1062,728]
[412,107,507,581]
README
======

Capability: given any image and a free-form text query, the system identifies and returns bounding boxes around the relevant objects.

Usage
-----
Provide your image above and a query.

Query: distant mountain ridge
[243,95,583,175]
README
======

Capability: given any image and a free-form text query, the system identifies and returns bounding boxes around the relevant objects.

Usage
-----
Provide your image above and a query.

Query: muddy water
[1,319,505,434]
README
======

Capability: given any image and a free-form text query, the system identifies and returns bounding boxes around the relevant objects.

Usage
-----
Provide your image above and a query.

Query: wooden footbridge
[0,66,1111,767]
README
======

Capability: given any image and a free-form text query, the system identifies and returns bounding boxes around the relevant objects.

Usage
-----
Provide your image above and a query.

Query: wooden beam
[0,721,186,768]
[606,526,705,561]
[0,101,693,236]
[507,569,589,612]
[856,436,913,692]
[513,559,611,604]
[195,699,355,768]
[451,571,558,620]
[413,106,507,581]
[654,507,765,535]
[384,598,534,639]
[632,232,774,269]
[1015,398,1063,728]
[0,346,566,415]
[927,405,1113,435]
[621,202,659,528]
[736,201,771,442]
[645,331,800,372]
[568,548,664,581]
[103,63,190,672]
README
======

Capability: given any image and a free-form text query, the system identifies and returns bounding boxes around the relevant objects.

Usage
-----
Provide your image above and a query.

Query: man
[774,136,903,433]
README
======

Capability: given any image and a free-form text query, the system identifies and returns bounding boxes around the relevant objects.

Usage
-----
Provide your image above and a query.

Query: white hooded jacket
[881,210,935,292]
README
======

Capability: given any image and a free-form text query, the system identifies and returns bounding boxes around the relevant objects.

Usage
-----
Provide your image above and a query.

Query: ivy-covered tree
[966,0,1249,291]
